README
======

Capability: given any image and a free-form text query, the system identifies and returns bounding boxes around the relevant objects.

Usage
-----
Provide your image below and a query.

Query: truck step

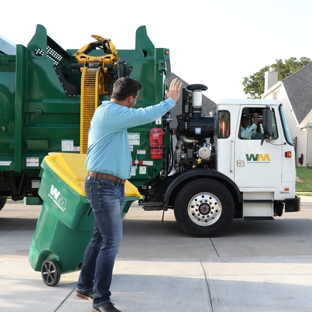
[142,202,164,211]
[244,217,274,221]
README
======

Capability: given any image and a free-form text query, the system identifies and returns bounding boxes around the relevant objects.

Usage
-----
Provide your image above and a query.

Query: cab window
[279,105,292,145]
[217,111,230,138]
[239,108,278,140]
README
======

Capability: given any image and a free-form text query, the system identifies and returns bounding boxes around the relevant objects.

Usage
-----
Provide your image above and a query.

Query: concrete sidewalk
[0,197,312,312]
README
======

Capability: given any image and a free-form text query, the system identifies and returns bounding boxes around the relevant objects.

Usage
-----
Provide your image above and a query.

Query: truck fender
[163,168,242,209]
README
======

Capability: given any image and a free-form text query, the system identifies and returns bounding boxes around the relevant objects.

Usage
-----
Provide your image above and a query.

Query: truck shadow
[121,217,312,259]
[123,216,312,238]
[0,217,38,233]
[224,217,312,237]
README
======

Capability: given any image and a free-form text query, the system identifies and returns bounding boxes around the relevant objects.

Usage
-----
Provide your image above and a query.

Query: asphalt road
[0,197,312,312]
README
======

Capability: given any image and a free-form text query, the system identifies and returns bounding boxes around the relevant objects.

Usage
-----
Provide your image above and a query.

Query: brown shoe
[75,289,94,301]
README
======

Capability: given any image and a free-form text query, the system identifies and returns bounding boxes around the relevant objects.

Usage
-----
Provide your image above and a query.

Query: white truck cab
[215,99,299,219]
[139,85,300,237]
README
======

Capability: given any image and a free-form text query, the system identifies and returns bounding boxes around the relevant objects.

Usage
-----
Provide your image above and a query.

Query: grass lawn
[296,166,312,196]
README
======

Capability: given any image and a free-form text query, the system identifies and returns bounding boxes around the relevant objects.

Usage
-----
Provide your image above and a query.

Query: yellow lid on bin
[43,153,141,198]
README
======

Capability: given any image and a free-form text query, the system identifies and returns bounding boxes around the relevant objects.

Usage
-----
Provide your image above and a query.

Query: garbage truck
[0,24,164,209]
[0,25,300,237]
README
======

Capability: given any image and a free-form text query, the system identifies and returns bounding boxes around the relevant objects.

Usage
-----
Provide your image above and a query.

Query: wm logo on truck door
[48,185,67,211]
[246,154,270,162]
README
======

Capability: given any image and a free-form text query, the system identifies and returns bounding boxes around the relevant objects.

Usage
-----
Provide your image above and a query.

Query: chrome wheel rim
[187,192,222,226]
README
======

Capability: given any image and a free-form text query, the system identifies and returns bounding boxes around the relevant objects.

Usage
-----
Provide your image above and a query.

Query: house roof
[282,62,312,124]
[166,73,216,129]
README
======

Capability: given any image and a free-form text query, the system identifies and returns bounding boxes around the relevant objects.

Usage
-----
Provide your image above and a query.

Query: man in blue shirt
[241,113,261,139]
[75,77,182,312]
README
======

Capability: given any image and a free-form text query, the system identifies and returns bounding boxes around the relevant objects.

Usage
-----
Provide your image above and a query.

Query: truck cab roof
[218,99,281,106]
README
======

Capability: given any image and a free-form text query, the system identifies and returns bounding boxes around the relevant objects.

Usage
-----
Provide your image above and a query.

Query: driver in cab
[240,113,262,139]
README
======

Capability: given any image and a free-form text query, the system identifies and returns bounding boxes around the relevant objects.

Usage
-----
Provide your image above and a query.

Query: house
[261,63,312,167]
[166,73,216,129]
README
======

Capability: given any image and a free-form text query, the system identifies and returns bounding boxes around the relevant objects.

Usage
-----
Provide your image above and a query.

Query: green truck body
[0,24,170,209]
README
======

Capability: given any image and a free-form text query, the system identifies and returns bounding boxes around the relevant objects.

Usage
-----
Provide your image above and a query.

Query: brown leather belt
[87,172,126,184]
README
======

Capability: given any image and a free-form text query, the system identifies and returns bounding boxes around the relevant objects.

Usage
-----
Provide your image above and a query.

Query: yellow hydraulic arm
[73,35,120,154]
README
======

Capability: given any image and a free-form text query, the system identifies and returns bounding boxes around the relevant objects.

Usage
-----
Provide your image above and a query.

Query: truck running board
[243,200,273,203]
[244,217,274,221]
[142,202,164,211]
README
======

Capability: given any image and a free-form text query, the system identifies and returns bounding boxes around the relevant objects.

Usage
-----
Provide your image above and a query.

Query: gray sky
[2,0,311,103]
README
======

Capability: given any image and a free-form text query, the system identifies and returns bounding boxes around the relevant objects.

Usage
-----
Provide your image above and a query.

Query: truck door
[234,107,281,188]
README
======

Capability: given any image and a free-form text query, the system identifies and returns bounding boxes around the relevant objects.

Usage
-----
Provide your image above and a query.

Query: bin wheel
[41,259,61,287]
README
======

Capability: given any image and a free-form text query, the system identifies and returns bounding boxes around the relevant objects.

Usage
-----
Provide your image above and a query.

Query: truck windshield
[279,104,293,145]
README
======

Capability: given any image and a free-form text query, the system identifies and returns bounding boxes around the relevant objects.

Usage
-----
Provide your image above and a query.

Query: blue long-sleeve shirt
[241,123,258,139]
[86,98,176,179]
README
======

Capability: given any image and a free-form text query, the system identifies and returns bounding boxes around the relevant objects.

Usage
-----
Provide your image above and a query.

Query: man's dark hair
[111,77,142,101]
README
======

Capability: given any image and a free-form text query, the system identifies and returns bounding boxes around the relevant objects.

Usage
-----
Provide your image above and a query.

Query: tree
[242,57,311,99]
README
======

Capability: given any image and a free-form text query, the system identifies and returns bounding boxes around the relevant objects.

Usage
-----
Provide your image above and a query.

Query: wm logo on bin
[48,185,67,212]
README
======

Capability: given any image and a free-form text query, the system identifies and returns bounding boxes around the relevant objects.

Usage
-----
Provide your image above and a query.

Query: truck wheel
[0,197,7,211]
[41,259,61,287]
[174,179,235,237]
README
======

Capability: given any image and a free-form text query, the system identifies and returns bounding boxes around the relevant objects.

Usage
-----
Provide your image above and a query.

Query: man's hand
[166,78,183,102]
[253,113,259,124]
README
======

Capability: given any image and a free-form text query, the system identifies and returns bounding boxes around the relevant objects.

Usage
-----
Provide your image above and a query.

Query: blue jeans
[77,176,124,306]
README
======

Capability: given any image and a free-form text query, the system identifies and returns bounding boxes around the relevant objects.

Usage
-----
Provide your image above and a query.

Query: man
[240,113,260,139]
[75,77,183,312]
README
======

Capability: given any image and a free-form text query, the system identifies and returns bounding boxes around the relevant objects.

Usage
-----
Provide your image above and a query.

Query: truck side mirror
[261,109,272,145]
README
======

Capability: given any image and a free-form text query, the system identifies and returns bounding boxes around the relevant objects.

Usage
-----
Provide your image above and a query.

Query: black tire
[41,259,61,287]
[0,197,7,211]
[174,179,235,237]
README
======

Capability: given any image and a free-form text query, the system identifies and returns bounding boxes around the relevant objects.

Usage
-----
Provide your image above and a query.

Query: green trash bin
[29,153,141,287]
